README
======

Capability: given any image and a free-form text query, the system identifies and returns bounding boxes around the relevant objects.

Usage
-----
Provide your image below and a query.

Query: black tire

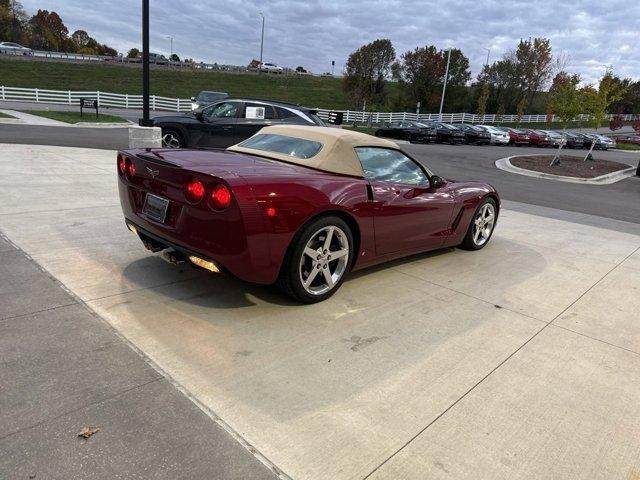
[161,128,184,148]
[277,216,354,303]
[459,197,498,251]
[403,132,413,142]
[374,130,383,137]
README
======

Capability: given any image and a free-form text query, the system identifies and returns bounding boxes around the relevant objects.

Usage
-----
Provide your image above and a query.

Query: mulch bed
[510,155,630,178]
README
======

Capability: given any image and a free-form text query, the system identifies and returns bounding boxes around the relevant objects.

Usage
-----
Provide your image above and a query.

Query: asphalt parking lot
[1,144,639,479]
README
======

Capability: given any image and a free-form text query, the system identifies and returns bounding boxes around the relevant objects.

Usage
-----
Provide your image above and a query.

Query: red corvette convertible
[118,125,499,303]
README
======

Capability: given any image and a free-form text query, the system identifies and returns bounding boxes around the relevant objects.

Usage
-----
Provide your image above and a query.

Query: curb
[495,155,637,185]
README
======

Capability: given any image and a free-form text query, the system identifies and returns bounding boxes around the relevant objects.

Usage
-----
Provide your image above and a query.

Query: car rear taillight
[210,183,232,210]
[185,179,206,203]
[117,155,126,175]
[127,160,136,177]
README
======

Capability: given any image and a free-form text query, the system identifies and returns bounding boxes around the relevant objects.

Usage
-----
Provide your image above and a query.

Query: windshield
[198,92,227,102]
[237,134,323,159]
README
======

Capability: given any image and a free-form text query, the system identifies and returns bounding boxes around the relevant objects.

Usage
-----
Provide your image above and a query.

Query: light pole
[483,48,490,67]
[140,0,151,126]
[165,35,174,58]
[258,12,265,72]
[438,48,452,121]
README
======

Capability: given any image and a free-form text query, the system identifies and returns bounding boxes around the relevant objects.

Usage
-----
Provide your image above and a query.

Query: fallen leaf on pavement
[77,426,101,439]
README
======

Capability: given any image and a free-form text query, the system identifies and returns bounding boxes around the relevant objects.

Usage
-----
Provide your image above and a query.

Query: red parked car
[118,126,500,303]
[499,127,530,146]
[524,129,553,147]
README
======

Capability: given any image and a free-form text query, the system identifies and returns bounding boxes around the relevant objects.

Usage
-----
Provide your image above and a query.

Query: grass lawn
[0,111,16,118]
[0,57,354,109]
[615,142,640,151]
[23,110,129,124]
[342,125,379,136]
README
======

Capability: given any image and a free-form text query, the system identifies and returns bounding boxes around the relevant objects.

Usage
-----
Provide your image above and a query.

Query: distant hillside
[0,57,357,109]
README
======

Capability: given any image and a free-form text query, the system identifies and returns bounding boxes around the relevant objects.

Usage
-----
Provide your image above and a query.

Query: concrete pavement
[0,235,278,479]
[1,144,640,479]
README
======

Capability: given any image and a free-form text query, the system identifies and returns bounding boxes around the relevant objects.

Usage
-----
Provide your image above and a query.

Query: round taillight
[117,155,126,174]
[211,184,232,210]
[185,179,205,203]
[127,159,136,177]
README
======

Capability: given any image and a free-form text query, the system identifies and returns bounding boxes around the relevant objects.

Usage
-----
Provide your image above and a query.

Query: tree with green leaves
[392,45,445,111]
[127,48,139,59]
[516,97,527,124]
[0,0,28,43]
[582,70,628,130]
[476,82,489,119]
[343,39,396,109]
[170,53,180,62]
[515,38,554,107]
[548,72,582,129]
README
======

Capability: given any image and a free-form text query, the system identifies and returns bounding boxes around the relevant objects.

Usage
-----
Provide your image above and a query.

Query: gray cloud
[20,0,640,84]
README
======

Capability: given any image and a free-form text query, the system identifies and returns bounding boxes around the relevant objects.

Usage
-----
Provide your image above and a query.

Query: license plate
[143,193,169,223]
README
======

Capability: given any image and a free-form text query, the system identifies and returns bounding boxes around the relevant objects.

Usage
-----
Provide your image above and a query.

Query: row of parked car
[374,121,617,150]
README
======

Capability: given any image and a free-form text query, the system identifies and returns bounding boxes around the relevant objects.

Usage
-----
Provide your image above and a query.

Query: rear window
[238,134,323,159]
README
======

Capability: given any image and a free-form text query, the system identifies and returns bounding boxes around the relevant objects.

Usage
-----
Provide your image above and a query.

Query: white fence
[1,86,636,123]
[0,86,193,112]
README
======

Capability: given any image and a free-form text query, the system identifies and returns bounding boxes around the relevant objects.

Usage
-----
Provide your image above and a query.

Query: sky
[19,0,640,85]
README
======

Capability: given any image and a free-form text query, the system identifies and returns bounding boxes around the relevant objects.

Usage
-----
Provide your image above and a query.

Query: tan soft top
[227,125,399,177]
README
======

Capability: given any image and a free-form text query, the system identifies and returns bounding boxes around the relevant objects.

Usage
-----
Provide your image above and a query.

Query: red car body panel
[525,130,552,147]
[504,128,530,145]
[118,148,499,284]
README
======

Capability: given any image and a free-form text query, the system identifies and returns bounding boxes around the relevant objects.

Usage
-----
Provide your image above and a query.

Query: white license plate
[142,194,169,223]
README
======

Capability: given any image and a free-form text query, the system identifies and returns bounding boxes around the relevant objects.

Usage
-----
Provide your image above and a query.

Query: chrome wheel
[472,203,496,246]
[162,132,182,148]
[299,226,350,296]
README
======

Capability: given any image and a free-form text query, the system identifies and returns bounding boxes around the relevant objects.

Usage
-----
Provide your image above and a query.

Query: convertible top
[227,125,400,177]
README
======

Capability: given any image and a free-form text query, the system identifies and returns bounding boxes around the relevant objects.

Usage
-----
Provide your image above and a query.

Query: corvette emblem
[146,167,160,178]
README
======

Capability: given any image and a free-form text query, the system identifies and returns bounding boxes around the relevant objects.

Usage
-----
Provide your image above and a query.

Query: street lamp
[483,48,490,67]
[140,0,151,126]
[438,48,452,121]
[258,12,265,72]
[165,35,174,58]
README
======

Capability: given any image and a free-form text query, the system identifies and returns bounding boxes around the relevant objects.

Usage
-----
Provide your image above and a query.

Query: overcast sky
[20,0,640,85]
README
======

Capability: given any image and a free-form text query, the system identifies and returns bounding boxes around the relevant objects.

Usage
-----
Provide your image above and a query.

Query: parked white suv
[0,42,33,55]
[477,125,510,145]
[259,62,283,73]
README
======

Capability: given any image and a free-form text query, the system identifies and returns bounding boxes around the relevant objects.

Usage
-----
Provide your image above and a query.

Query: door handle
[222,126,233,131]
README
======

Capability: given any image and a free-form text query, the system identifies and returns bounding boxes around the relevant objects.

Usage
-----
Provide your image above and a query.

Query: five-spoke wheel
[299,226,350,296]
[162,130,183,148]
[278,216,353,303]
[460,198,497,250]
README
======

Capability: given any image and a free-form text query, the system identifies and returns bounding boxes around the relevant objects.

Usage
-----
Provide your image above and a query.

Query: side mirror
[430,175,445,188]
[195,111,205,121]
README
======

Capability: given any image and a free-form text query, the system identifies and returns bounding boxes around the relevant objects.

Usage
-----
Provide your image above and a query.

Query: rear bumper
[119,179,278,285]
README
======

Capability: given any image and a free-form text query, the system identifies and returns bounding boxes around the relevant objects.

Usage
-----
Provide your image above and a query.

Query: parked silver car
[0,42,33,55]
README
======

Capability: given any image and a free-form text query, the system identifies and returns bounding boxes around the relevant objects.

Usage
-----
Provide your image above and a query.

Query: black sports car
[374,121,437,143]
[429,122,466,144]
[154,98,325,149]
[557,132,585,149]
[454,124,491,145]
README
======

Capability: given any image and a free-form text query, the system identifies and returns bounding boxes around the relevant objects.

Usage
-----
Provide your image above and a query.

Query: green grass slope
[0,57,350,109]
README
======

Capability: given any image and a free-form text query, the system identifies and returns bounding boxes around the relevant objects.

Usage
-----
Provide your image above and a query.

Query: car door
[195,101,241,148]
[234,102,278,143]
[356,147,455,255]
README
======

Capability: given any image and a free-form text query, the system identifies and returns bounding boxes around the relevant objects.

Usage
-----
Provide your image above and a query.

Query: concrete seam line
[0,377,163,442]
[0,228,293,480]
[362,247,637,479]
[550,324,640,358]
[0,301,78,323]
[495,155,636,185]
